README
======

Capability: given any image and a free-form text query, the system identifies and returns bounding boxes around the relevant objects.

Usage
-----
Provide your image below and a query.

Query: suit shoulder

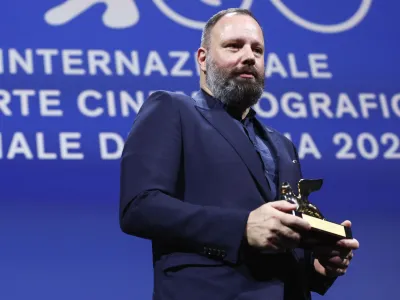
[135,90,192,116]
[147,90,194,106]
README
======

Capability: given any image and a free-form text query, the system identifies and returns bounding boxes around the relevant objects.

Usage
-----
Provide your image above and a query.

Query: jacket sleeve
[119,91,250,264]
[290,141,337,294]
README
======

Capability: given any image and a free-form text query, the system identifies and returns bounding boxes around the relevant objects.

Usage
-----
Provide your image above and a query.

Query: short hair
[200,8,262,49]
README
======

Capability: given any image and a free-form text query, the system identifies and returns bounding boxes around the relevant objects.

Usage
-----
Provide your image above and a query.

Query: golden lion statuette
[280,179,352,248]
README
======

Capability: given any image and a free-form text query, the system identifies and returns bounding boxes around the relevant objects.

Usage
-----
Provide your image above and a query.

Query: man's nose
[241,45,256,65]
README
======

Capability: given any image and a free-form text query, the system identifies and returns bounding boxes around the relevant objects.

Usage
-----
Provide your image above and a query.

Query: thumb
[269,200,297,212]
[341,220,352,227]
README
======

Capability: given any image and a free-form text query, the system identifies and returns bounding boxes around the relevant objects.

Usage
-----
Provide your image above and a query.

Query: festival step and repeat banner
[1,1,398,299]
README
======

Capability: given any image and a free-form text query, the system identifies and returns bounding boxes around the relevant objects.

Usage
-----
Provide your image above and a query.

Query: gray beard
[205,58,264,110]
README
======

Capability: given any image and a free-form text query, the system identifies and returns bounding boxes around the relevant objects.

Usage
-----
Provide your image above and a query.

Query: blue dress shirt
[223,104,279,200]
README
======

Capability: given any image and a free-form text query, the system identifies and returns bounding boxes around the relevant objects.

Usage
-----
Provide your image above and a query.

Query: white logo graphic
[270,0,372,34]
[152,0,253,30]
[44,0,372,33]
[44,0,140,28]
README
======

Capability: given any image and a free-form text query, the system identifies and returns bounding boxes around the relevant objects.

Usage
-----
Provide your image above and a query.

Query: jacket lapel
[193,90,273,202]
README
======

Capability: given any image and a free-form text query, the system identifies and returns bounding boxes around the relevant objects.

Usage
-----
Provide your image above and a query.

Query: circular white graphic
[153,0,372,33]
[270,0,373,33]
[152,0,254,30]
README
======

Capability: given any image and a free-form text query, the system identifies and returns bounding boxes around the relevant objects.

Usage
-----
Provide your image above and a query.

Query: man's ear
[197,47,207,73]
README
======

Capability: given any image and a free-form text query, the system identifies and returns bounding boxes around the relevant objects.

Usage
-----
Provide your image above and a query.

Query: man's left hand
[313,220,359,277]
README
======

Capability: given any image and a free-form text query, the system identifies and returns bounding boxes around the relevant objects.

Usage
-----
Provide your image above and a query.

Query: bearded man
[119,8,358,300]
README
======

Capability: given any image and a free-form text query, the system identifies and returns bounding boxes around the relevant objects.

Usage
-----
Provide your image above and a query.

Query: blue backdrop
[1,1,398,299]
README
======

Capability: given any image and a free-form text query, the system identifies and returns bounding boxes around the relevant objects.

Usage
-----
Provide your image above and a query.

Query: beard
[205,55,265,110]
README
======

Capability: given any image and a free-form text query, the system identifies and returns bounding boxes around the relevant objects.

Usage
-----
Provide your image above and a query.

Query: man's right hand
[246,201,311,251]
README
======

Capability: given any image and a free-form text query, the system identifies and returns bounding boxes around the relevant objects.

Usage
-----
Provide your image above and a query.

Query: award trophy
[280,179,352,248]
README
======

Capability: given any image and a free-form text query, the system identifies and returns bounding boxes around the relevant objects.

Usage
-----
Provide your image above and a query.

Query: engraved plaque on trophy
[280,179,352,248]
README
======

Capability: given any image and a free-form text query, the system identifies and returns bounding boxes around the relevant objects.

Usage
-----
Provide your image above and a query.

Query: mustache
[232,66,259,78]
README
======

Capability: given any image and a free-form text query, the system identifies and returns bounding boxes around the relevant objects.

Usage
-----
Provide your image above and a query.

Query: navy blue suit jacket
[119,89,336,300]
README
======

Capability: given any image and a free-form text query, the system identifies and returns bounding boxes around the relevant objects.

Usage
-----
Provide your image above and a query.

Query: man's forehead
[211,13,263,43]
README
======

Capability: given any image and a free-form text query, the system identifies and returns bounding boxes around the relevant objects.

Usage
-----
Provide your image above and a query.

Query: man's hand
[246,201,311,251]
[313,220,359,277]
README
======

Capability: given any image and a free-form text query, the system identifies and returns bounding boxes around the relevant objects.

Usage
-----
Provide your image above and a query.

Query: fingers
[312,219,358,277]
[314,247,355,277]
[320,251,353,264]
[313,246,345,257]
[324,264,348,276]
[341,220,352,227]
[337,238,359,250]
[318,250,354,272]
[249,202,313,251]
[268,202,311,248]
[266,201,311,231]
[279,210,311,231]
[269,200,297,212]
[318,256,349,269]
[310,240,358,260]
[276,226,302,249]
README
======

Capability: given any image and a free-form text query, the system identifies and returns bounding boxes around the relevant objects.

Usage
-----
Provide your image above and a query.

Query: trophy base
[293,211,353,248]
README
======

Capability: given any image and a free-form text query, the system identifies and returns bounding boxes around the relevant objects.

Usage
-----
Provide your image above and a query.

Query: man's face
[205,13,265,109]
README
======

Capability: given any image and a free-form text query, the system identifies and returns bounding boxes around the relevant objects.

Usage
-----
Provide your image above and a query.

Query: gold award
[280,179,353,248]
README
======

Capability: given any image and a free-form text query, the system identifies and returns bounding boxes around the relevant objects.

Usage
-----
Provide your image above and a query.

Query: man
[119,8,359,300]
